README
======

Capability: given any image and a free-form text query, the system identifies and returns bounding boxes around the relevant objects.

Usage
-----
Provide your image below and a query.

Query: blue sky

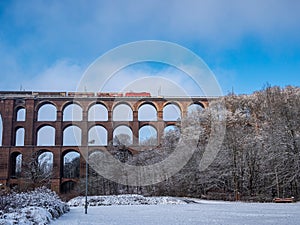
[0,0,299,95]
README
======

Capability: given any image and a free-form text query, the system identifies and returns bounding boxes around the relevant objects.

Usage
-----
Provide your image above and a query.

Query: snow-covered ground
[52,196,300,225]
[2,192,299,225]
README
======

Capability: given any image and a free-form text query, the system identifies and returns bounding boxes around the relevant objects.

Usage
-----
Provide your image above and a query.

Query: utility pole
[85,140,95,214]
[275,167,280,198]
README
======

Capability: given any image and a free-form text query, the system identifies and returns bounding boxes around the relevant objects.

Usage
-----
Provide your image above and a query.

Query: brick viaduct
[0,91,210,194]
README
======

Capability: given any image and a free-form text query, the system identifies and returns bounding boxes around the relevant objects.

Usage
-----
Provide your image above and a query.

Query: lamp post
[85,139,95,214]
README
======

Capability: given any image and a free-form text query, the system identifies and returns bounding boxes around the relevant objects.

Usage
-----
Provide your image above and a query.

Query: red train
[124,92,151,97]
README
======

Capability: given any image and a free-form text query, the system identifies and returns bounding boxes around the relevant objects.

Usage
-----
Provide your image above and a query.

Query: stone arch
[37,125,55,146]
[62,150,80,178]
[37,103,57,121]
[10,152,22,178]
[88,125,108,146]
[113,125,133,145]
[163,102,182,121]
[163,125,180,146]
[60,180,77,194]
[88,148,106,157]
[164,125,180,135]
[15,127,25,146]
[193,101,205,108]
[135,101,159,112]
[16,107,26,121]
[0,113,2,146]
[113,103,133,121]
[188,102,204,115]
[88,148,110,159]
[63,125,82,146]
[37,150,54,176]
[88,150,105,168]
[63,102,83,121]
[88,103,108,121]
[138,103,157,121]
[139,125,158,146]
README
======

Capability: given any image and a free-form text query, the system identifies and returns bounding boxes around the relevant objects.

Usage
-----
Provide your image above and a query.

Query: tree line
[74,85,299,202]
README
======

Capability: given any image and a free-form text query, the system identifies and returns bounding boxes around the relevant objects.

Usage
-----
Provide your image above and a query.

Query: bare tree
[22,151,53,190]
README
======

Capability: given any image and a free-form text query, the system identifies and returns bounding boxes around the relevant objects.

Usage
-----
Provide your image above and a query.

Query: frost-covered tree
[72,86,300,201]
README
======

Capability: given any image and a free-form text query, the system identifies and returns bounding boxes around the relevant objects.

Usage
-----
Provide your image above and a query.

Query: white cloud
[23,60,83,91]
[6,0,300,52]
[1,0,299,93]
[100,63,206,96]
[90,0,300,48]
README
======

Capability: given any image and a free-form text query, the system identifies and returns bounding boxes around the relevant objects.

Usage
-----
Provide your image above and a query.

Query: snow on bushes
[0,187,69,225]
[68,194,187,207]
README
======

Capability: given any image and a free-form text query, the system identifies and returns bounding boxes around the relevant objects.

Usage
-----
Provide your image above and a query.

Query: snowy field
[52,199,300,225]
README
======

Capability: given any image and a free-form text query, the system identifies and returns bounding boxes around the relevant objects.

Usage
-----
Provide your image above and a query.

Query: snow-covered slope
[68,194,187,207]
[0,187,69,225]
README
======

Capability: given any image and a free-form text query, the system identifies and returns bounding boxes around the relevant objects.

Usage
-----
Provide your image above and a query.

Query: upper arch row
[32,99,206,112]
[16,101,205,122]
[35,100,206,111]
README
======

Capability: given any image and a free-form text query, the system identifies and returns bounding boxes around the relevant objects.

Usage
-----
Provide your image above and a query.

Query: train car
[68,92,95,97]
[125,92,151,97]
[97,92,123,97]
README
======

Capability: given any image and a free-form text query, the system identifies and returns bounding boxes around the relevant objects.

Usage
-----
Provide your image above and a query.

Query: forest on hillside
[74,85,300,202]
